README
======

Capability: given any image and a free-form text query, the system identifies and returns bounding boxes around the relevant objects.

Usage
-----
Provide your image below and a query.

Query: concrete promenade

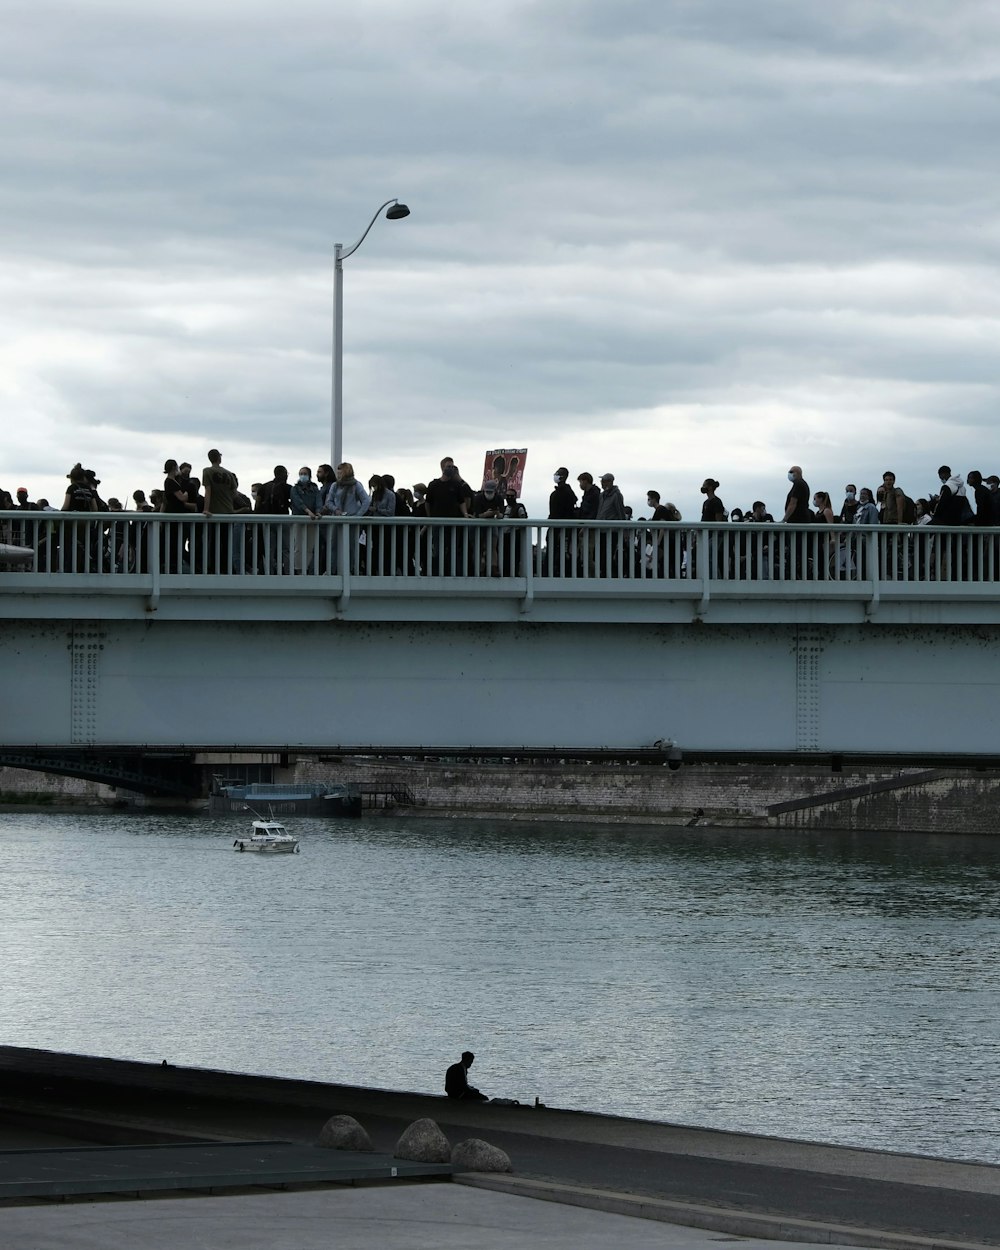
[0,1049,998,1248]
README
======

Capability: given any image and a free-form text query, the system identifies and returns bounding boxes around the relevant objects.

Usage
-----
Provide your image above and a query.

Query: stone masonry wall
[291,757,933,824]
[774,774,1000,835]
[3,756,997,831]
[0,766,116,806]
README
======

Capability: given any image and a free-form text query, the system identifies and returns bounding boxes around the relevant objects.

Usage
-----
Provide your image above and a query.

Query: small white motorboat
[233,818,300,854]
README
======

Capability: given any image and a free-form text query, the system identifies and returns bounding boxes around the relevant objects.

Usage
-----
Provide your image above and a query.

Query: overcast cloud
[2,0,999,516]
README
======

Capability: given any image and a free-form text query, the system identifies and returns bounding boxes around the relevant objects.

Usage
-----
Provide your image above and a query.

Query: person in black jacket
[445,1051,488,1101]
[544,468,576,577]
[575,472,601,575]
[930,467,969,581]
[549,468,577,519]
[967,470,993,581]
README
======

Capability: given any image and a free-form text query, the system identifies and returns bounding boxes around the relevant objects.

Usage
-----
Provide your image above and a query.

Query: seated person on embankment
[445,1050,489,1102]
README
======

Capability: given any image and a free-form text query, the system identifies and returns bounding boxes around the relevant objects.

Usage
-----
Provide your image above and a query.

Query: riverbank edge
[1,795,997,834]
[1,1047,999,1249]
[0,800,768,827]
[5,758,1000,832]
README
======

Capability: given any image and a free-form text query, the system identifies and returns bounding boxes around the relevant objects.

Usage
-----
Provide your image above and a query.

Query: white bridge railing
[2,513,999,613]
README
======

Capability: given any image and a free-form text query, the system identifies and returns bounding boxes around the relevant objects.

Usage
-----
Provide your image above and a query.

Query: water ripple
[0,813,997,1162]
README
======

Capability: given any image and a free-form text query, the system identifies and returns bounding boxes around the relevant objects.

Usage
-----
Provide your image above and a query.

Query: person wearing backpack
[60,463,99,572]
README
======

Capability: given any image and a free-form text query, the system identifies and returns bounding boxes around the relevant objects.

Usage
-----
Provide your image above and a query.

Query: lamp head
[385,202,410,220]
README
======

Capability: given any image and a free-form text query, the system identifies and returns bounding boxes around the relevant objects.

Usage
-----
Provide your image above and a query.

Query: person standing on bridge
[596,473,627,576]
[326,463,371,575]
[966,470,993,581]
[179,463,203,515]
[574,471,601,576]
[930,466,969,581]
[691,477,725,579]
[290,466,322,575]
[162,459,196,574]
[877,471,906,527]
[61,464,99,573]
[201,449,238,574]
[987,475,1000,524]
[840,485,859,524]
[425,463,471,575]
[545,467,576,578]
[812,490,838,579]
[783,465,811,578]
[254,466,291,574]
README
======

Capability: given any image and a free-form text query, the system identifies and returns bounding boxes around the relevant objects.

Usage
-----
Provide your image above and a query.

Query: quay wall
[2,758,999,833]
[770,772,1000,835]
[292,757,1000,834]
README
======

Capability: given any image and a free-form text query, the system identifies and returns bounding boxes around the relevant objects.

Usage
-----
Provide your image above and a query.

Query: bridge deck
[4,515,1000,760]
[2,513,999,624]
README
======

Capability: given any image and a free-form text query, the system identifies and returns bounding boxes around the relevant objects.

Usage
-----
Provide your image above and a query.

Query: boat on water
[209,780,362,816]
[233,818,300,854]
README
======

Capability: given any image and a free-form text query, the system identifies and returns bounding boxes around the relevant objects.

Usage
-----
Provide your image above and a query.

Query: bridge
[2,512,1000,787]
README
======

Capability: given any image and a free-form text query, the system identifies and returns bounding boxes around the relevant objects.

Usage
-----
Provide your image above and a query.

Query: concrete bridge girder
[3,618,999,760]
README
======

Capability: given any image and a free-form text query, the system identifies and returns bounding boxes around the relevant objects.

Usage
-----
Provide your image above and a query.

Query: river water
[1,812,997,1162]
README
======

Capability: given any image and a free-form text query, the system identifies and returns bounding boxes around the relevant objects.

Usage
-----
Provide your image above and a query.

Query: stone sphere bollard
[394,1118,451,1163]
[450,1138,512,1172]
[317,1113,374,1152]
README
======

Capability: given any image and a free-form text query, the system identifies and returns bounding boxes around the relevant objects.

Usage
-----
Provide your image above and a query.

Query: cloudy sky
[2,0,999,518]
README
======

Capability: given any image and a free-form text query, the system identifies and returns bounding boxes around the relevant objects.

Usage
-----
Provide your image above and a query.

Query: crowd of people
[2,455,998,580]
[0,455,535,575]
[689,465,1000,530]
[0,453,527,525]
[4,456,998,528]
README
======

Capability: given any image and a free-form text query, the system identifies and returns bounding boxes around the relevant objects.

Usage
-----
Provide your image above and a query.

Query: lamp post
[331,198,410,469]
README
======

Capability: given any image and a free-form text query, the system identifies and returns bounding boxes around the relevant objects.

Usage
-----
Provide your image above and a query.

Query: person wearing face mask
[291,467,321,517]
[783,465,812,578]
[410,484,428,517]
[841,484,859,524]
[690,478,725,579]
[852,487,880,526]
[472,478,503,518]
[812,490,838,579]
[546,468,577,576]
[290,466,322,574]
[847,487,880,580]
[783,466,811,523]
[549,468,577,520]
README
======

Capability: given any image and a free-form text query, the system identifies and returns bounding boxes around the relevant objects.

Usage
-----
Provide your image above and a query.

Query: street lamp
[331,198,411,469]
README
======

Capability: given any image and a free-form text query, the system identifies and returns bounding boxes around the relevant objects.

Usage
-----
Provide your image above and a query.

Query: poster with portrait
[482,448,528,499]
